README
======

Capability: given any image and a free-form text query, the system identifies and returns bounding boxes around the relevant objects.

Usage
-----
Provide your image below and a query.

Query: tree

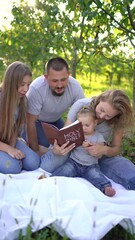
[66,0,135,108]
[0,0,134,107]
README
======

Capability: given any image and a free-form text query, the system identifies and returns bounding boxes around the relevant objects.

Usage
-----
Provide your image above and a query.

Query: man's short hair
[45,57,69,73]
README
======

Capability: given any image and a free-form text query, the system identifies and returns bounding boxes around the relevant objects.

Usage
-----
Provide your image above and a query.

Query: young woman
[0,61,40,174]
[40,90,135,190]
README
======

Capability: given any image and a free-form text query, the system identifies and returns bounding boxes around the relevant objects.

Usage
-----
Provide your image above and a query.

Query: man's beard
[51,89,64,96]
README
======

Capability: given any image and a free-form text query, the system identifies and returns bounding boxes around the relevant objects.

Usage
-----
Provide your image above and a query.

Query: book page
[59,120,79,131]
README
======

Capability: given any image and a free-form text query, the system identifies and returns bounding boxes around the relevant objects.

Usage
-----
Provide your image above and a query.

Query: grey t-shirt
[67,98,112,142]
[71,131,105,166]
[26,75,84,122]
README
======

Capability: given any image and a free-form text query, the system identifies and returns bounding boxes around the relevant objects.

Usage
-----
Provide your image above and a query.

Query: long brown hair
[0,61,32,143]
[91,90,134,131]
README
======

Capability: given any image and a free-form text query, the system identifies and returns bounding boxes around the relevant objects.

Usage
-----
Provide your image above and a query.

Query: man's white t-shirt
[26,75,84,122]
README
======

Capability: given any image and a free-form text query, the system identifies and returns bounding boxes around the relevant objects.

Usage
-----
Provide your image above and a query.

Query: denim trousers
[51,158,112,192]
[99,155,135,190]
[40,151,135,190]
[0,139,40,174]
[36,118,64,147]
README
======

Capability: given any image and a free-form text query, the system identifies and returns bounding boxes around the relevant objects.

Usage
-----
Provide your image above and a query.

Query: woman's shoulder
[95,121,112,142]
[69,98,92,114]
[74,97,92,106]
[67,98,92,122]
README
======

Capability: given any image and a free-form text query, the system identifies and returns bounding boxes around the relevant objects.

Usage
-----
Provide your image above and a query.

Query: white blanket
[0,168,135,240]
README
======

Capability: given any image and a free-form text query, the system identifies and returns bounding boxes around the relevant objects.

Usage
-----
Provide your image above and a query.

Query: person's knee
[126,177,135,190]
[22,155,40,171]
[0,160,22,174]
[40,151,68,173]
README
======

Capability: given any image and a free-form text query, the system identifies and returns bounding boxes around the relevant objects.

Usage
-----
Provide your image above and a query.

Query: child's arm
[82,140,105,148]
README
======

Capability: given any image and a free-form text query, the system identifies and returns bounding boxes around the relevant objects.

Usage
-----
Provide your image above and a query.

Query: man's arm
[27,113,39,154]
[65,98,91,127]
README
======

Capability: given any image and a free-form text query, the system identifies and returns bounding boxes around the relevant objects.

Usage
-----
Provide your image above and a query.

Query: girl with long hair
[0,61,40,174]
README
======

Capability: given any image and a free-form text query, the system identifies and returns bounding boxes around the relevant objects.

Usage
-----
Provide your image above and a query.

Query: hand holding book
[52,139,76,156]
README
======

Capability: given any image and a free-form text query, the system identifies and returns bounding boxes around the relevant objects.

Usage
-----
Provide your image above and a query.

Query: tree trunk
[71,64,76,78]
[133,60,135,112]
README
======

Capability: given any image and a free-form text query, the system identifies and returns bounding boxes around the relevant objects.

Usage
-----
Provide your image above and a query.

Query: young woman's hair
[45,57,69,73]
[0,61,32,143]
[91,89,134,130]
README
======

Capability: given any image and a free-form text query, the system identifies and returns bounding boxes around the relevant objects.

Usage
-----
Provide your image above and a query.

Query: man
[26,57,84,155]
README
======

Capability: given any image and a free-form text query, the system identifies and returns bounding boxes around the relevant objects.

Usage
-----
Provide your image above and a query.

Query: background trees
[0,0,135,108]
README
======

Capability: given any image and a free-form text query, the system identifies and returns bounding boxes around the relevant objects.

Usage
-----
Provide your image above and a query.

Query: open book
[41,120,85,148]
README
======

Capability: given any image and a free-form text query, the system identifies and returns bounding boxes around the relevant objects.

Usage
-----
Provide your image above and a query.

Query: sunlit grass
[77,72,133,100]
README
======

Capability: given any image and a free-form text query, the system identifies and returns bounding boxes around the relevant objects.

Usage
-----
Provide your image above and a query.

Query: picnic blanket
[0,168,135,240]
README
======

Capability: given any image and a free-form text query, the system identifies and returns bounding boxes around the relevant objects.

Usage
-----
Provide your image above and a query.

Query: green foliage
[18,225,68,240]
[0,0,134,78]
[103,224,135,240]
[77,69,133,100]
[121,132,135,162]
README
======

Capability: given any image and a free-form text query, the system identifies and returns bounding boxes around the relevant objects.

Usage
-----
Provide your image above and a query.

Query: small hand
[84,143,104,158]
[53,139,75,156]
[82,140,93,148]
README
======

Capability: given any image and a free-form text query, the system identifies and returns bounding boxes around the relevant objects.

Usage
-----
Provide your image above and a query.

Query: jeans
[36,118,64,147]
[52,158,112,192]
[0,139,40,174]
[99,155,135,190]
[40,150,69,172]
[40,152,135,190]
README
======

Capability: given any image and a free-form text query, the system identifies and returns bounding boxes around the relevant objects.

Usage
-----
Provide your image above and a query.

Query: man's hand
[53,139,75,156]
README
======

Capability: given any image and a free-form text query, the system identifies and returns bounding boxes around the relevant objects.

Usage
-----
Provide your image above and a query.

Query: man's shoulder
[30,75,48,90]
[68,76,84,94]
[68,76,80,85]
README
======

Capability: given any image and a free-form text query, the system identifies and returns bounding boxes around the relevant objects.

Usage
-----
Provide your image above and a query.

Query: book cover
[41,120,85,148]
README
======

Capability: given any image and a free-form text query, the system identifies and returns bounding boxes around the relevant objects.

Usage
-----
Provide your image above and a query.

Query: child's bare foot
[38,174,46,180]
[104,186,116,197]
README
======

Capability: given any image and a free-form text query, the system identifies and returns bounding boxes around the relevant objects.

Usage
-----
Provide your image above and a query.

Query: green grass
[77,72,133,100]
[18,225,68,240]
